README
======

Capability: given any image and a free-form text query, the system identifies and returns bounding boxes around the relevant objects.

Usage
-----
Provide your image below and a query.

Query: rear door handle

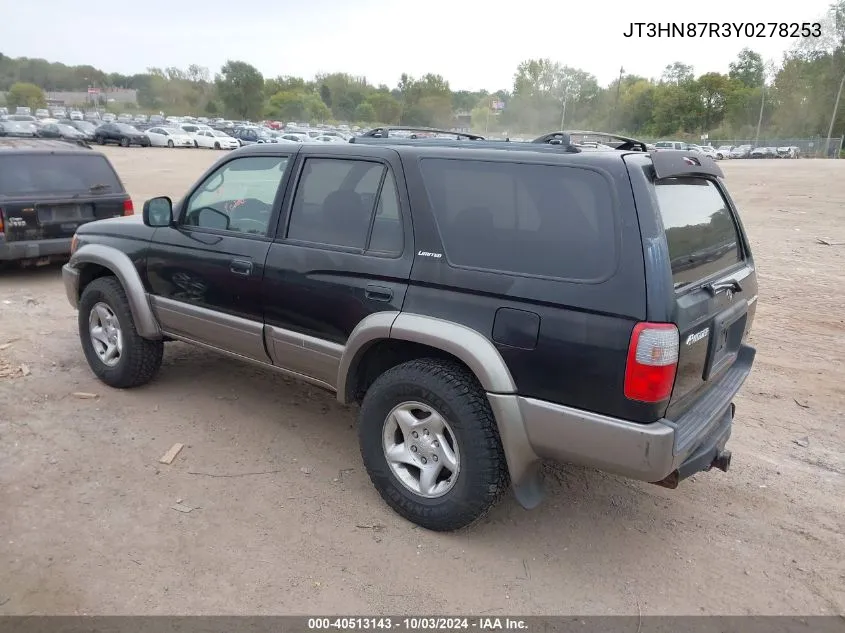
[365,284,393,302]
[230,259,253,276]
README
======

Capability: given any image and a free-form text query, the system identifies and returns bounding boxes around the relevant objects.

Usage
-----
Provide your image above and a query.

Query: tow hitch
[711,449,732,473]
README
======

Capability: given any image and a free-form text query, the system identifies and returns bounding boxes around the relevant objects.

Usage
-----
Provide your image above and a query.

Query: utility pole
[825,71,845,158]
[611,66,624,131]
[754,77,766,148]
[559,91,568,130]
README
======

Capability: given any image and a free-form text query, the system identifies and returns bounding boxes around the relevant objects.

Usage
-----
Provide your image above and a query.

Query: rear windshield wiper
[704,279,742,297]
[89,183,111,192]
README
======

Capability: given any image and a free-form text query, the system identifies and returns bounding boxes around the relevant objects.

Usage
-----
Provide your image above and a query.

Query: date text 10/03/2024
[623,22,822,38]
[307,618,528,631]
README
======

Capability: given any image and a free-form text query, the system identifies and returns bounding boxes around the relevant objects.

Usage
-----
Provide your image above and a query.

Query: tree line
[1,0,843,139]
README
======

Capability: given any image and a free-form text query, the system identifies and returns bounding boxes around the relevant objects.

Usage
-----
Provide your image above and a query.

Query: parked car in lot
[193,129,240,150]
[61,119,99,141]
[62,127,757,531]
[0,120,37,137]
[51,107,67,119]
[777,146,800,159]
[654,140,688,151]
[688,144,717,159]
[750,146,776,158]
[730,145,753,159]
[715,145,733,159]
[102,113,116,123]
[34,108,50,119]
[94,123,151,147]
[0,137,132,265]
[70,110,84,121]
[36,122,88,142]
[144,127,195,148]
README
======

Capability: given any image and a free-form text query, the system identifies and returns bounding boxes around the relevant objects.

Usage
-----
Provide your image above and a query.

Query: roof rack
[348,136,584,153]
[532,130,648,152]
[355,126,486,140]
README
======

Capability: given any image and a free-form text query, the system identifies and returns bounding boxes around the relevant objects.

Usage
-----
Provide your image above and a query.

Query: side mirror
[143,196,173,227]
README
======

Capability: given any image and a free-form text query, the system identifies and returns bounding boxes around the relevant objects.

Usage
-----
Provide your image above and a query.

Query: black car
[36,122,88,143]
[94,122,151,147]
[60,119,100,141]
[61,127,757,531]
[230,126,274,145]
[0,138,133,265]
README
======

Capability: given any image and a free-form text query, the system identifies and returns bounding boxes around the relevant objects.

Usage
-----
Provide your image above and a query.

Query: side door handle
[230,259,253,276]
[365,284,393,302]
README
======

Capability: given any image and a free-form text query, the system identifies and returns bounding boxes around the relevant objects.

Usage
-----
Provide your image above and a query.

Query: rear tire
[97,136,106,145]
[167,140,174,148]
[214,142,220,150]
[78,277,164,389]
[358,358,508,531]
[119,137,129,147]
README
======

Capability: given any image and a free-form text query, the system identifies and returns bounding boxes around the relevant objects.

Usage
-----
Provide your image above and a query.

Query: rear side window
[0,154,124,196]
[653,177,742,288]
[419,158,616,280]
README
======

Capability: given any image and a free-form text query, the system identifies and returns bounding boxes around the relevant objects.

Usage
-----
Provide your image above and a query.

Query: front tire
[119,137,129,147]
[167,140,174,148]
[78,277,164,389]
[214,142,220,150]
[358,358,508,531]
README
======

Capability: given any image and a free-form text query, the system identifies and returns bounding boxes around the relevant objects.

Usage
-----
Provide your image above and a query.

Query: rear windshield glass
[0,154,124,196]
[419,158,616,280]
[654,177,743,288]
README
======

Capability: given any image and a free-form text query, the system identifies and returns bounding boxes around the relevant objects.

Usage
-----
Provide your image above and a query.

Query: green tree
[729,48,765,89]
[354,102,376,123]
[215,60,264,119]
[365,92,401,124]
[6,82,46,110]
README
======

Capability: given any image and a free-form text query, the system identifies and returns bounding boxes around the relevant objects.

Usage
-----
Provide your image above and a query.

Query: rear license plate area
[703,300,748,381]
[36,204,94,224]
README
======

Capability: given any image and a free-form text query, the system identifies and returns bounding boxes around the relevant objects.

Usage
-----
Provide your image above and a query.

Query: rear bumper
[0,237,72,261]
[488,344,755,504]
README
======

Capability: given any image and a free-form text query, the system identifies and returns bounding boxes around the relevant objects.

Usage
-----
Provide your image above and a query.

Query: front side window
[182,156,289,235]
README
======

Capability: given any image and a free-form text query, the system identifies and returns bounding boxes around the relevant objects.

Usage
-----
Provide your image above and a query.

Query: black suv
[0,138,134,265]
[62,127,757,531]
[94,122,151,147]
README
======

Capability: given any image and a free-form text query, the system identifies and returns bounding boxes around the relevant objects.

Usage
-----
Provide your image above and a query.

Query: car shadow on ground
[143,341,681,539]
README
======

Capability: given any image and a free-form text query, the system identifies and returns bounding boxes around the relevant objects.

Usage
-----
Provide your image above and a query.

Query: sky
[2,0,835,91]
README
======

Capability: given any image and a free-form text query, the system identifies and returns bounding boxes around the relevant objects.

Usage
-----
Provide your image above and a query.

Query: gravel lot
[1,148,843,615]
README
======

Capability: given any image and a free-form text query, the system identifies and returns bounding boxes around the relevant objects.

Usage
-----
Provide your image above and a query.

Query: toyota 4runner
[62,128,758,531]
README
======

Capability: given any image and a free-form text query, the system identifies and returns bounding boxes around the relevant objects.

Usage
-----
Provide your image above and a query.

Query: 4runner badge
[417,251,442,259]
[685,328,710,346]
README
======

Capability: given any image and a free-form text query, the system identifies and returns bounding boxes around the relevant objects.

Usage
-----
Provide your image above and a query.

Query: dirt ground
[1,148,843,616]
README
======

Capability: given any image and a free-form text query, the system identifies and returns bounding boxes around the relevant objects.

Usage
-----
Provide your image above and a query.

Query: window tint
[368,172,403,255]
[419,158,615,280]
[183,156,289,235]
[0,154,123,195]
[287,158,384,250]
[654,177,742,288]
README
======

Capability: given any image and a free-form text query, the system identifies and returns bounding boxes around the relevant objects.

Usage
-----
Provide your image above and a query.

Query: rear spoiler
[651,150,724,179]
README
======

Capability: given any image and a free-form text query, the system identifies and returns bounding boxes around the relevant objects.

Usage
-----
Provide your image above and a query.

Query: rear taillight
[123,198,134,216]
[0,208,4,233]
[624,322,679,403]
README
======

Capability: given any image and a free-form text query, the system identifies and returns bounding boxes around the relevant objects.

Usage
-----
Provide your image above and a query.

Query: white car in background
[312,134,346,143]
[194,129,240,150]
[715,145,733,159]
[688,144,718,159]
[145,126,195,148]
[279,133,308,143]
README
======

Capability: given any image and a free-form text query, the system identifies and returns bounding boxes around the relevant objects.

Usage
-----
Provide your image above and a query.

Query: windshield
[0,154,124,196]
[116,124,140,133]
[75,122,96,132]
[212,131,229,137]
[162,128,182,135]
[58,125,79,134]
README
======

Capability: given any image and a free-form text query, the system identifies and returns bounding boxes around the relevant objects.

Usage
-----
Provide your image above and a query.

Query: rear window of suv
[419,158,616,281]
[0,154,124,196]
[654,177,743,288]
